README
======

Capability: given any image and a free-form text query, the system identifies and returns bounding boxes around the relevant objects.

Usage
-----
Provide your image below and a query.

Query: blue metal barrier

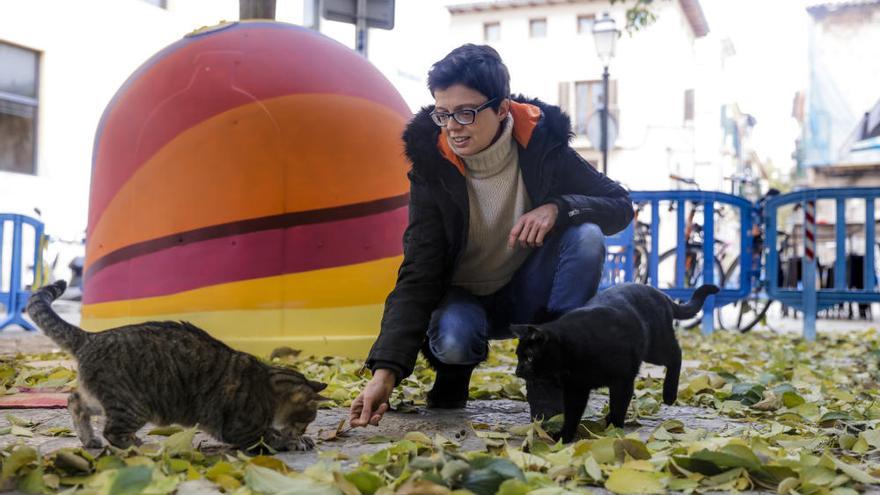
[603,191,753,334]
[0,214,44,331]
[765,187,880,340]
[602,222,634,288]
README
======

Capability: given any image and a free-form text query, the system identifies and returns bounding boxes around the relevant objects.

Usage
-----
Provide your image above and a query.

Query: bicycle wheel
[657,246,725,329]
[632,244,650,284]
[717,254,772,333]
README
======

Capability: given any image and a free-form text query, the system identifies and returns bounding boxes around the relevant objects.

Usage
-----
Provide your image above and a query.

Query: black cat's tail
[670,284,720,319]
[26,280,89,354]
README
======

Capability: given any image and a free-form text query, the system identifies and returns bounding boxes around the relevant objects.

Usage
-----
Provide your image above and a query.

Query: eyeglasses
[430,97,498,127]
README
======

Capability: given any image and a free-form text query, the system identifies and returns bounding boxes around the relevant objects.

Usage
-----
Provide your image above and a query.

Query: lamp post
[592,12,618,175]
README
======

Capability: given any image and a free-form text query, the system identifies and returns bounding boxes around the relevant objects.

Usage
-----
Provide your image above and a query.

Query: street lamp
[592,12,618,175]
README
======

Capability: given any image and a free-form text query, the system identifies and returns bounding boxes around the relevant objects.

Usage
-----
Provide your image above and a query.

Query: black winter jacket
[365,96,633,380]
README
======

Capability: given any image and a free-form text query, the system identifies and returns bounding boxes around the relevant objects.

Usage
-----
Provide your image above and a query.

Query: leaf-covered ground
[1,328,880,494]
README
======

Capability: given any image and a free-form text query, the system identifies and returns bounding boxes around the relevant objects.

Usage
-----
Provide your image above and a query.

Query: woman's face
[433,84,508,156]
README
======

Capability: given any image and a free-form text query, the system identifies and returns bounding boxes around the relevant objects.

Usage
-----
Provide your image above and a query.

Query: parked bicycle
[658,174,729,288]
[716,188,796,332]
[631,201,651,285]
[630,175,730,329]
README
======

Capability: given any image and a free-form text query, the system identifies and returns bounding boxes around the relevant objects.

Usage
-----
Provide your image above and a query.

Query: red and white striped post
[803,199,817,340]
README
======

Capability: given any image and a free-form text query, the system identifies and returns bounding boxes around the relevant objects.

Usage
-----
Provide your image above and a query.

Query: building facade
[795,0,880,186]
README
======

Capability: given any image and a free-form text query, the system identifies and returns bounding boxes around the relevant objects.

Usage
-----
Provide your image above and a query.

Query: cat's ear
[308,380,327,392]
[511,324,540,339]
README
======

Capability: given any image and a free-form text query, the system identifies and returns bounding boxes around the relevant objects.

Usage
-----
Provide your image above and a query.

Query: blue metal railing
[602,221,634,288]
[0,214,44,331]
[603,191,753,334]
[765,187,880,340]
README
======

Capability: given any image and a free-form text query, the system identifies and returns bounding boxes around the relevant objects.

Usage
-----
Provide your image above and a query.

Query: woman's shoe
[426,363,474,409]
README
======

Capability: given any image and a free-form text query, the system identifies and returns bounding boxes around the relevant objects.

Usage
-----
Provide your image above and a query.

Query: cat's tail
[670,284,720,319]
[26,280,89,354]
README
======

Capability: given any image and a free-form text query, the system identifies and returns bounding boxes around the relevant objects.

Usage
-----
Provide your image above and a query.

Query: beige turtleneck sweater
[451,114,532,296]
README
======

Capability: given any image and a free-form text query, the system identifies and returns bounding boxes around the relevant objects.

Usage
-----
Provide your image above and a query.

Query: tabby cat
[513,283,719,442]
[27,280,326,451]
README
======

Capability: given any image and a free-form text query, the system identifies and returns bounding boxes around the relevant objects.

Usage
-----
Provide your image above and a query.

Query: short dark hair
[427,44,510,110]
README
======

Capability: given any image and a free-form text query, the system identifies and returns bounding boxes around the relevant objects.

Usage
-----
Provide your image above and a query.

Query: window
[483,22,500,42]
[530,18,547,38]
[577,14,595,34]
[0,42,39,175]
[684,88,695,122]
[573,80,617,136]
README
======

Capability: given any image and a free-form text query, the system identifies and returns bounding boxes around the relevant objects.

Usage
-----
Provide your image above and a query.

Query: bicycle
[628,175,729,329]
[631,201,651,285]
[661,175,731,328]
[716,188,797,332]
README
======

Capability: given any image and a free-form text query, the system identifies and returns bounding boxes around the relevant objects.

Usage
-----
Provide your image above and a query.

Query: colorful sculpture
[83,21,411,358]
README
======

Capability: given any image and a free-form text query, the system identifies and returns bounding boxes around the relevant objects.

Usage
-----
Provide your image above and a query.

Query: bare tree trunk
[240,0,276,20]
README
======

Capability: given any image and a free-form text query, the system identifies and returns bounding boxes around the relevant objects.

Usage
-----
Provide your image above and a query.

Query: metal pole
[601,65,610,175]
[239,0,276,20]
[701,200,715,335]
[356,0,368,57]
[804,199,817,341]
[304,0,321,30]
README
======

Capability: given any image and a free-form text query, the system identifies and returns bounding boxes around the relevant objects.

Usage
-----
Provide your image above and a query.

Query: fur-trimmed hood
[402,95,573,178]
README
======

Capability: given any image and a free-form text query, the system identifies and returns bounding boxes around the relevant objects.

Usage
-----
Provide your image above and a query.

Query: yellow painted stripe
[80,306,383,359]
[81,256,401,319]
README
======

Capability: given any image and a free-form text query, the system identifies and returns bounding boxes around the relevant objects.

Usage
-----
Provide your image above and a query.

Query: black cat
[512,283,719,442]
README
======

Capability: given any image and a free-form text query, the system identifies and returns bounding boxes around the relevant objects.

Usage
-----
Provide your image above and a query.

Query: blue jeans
[427,223,606,365]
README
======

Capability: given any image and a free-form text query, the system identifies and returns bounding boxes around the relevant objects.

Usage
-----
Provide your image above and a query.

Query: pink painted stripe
[83,207,406,304]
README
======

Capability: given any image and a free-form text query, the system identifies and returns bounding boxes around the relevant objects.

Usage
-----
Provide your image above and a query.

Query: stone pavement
[2,300,879,494]
[0,303,738,493]
[0,318,748,495]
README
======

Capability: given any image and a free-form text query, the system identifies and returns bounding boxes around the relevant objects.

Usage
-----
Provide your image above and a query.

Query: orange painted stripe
[86,94,409,269]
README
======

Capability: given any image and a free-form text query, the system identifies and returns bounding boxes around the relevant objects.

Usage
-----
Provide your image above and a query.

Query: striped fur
[27,280,326,451]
